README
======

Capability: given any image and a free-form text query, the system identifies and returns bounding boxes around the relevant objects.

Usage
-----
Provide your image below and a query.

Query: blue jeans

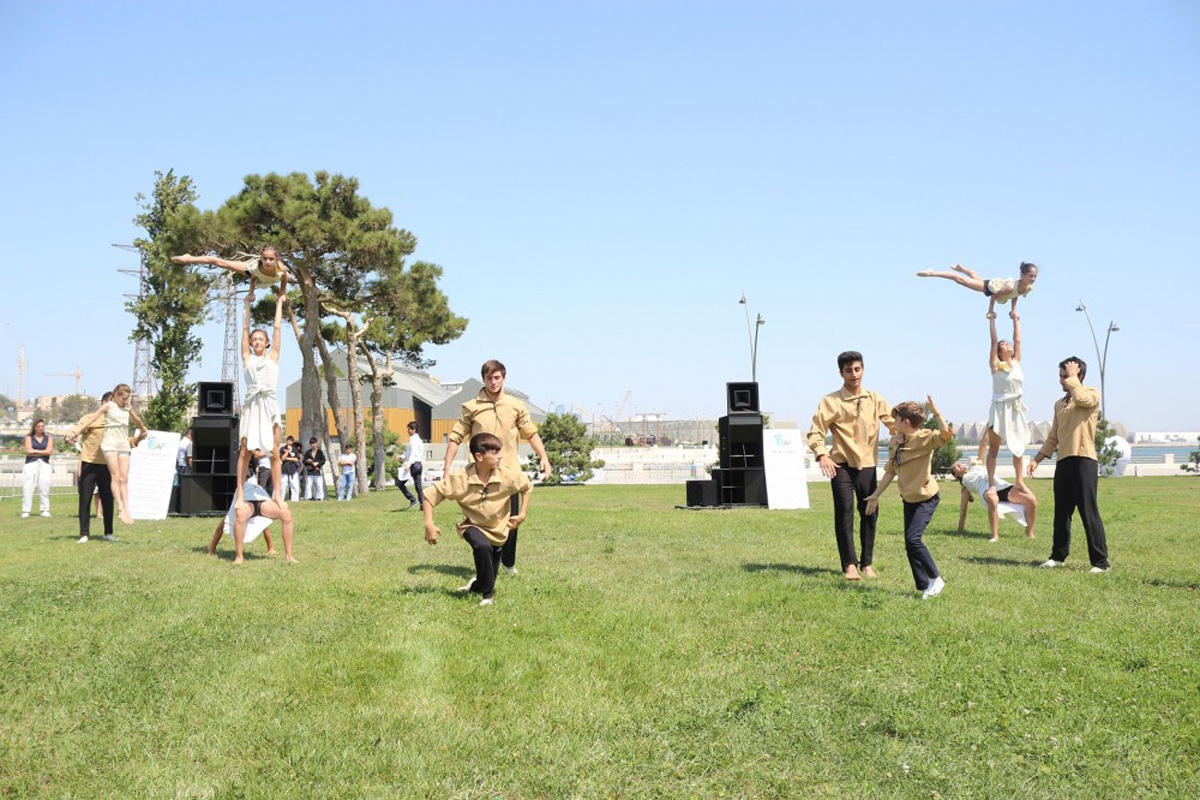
[338,470,355,500]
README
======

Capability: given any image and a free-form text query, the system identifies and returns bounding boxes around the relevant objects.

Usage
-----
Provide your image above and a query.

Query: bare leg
[262,499,298,563]
[916,269,987,293]
[209,520,224,555]
[104,453,124,519]
[233,507,249,564]
[235,440,250,505]
[1012,454,1026,491]
[117,455,132,524]
[270,424,284,506]
[263,527,276,555]
[985,492,1001,541]
[1008,484,1038,538]
[952,263,982,280]
[985,429,1002,489]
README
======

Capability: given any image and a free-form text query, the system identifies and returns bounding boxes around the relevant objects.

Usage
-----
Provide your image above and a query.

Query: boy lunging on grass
[423,432,532,606]
[865,397,952,599]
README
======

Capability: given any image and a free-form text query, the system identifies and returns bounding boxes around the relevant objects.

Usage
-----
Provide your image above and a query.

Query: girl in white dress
[236,276,288,508]
[74,384,148,524]
[171,245,291,286]
[984,309,1030,492]
[917,262,1037,313]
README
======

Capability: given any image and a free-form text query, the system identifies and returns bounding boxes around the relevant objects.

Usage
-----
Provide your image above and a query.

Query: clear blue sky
[2,1,1197,431]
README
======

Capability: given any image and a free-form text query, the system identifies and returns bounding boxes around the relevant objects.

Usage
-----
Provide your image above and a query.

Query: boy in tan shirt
[424,432,533,606]
[865,397,953,599]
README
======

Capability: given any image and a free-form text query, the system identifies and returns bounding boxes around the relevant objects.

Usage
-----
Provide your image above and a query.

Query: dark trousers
[464,526,503,599]
[1051,457,1110,568]
[501,494,520,568]
[78,461,114,537]
[902,494,941,591]
[830,464,878,570]
[398,462,424,506]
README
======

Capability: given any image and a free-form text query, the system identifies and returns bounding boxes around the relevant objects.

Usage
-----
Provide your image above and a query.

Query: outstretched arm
[171,253,249,272]
[988,310,1000,371]
[241,279,256,359]
[270,277,286,363]
[1010,309,1022,361]
[72,403,110,436]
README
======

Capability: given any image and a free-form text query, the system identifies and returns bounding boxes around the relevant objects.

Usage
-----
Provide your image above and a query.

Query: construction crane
[613,390,631,428]
[46,367,83,395]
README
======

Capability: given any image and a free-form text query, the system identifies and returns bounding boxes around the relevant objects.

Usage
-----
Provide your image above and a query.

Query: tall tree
[130,170,211,431]
[190,172,418,449]
[360,261,467,489]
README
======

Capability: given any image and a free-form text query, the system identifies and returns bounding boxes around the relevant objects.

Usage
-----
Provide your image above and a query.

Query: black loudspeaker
[726,382,760,414]
[714,467,768,506]
[178,475,238,516]
[198,381,235,415]
[192,415,239,475]
[718,415,764,469]
[686,478,719,507]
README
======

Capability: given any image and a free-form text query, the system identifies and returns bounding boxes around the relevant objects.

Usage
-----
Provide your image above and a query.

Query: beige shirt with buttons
[807,387,895,469]
[882,428,952,503]
[1035,377,1101,462]
[448,390,539,463]
[425,463,532,545]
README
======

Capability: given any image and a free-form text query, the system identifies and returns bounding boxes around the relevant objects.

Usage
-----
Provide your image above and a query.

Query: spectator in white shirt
[396,421,424,510]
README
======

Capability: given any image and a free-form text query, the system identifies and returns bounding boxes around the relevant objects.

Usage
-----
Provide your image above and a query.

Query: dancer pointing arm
[172,245,291,286]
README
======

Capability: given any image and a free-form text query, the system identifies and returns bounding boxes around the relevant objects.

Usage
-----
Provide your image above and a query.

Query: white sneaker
[479,597,494,606]
[102,534,117,542]
[921,576,946,599]
[77,536,88,544]
[501,565,518,576]
[1088,565,1110,574]
[456,580,477,593]
[1039,559,1065,568]
[41,511,51,518]
[21,512,29,519]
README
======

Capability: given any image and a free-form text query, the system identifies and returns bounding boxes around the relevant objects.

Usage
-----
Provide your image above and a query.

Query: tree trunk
[313,327,349,449]
[294,275,325,448]
[362,347,394,490]
[342,322,369,495]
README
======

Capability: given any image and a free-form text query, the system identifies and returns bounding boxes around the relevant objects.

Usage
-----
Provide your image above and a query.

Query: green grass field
[2,477,1197,798]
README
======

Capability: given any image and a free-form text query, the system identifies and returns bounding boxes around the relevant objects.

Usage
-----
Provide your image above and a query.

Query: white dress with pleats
[241,353,280,452]
[986,360,1029,458]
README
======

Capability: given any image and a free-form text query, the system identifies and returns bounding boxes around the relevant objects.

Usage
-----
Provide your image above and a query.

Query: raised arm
[988,310,1000,371]
[1010,309,1022,361]
[270,277,287,363]
[241,279,256,359]
[927,395,951,438]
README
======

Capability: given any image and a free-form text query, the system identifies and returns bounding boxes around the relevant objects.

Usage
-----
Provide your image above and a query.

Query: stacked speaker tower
[685,382,768,507]
[176,381,240,516]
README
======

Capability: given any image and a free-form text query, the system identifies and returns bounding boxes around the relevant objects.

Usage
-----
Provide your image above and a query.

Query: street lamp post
[738,294,766,382]
[1074,300,1119,420]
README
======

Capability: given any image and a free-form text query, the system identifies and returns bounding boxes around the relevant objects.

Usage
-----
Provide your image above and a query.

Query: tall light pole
[738,293,766,382]
[1075,300,1119,420]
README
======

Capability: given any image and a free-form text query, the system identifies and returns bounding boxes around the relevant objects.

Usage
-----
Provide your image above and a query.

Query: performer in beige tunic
[171,245,291,286]
[917,261,1037,313]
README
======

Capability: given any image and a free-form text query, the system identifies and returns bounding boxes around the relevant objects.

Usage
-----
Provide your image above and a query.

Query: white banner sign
[762,427,811,510]
[129,430,182,521]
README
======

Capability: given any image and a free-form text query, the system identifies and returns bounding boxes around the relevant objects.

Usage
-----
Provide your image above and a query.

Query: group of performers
[808,261,1111,599]
[46,250,1111,605]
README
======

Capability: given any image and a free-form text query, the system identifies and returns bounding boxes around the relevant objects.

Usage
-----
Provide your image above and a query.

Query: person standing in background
[21,418,54,518]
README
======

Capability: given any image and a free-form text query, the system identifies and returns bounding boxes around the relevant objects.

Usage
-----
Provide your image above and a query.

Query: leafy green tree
[0,394,16,418]
[360,260,467,489]
[924,413,962,477]
[51,394,98,424]
[1181,436,1200,475]
[1094,417,1121,476]
[528,413,605,485]
[174,172,422,452]
[130,170,212,431]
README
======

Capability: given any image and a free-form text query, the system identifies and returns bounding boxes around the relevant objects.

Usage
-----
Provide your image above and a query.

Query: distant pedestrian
[396,421,424,510]
[280,435,303,501]
[21,418,53,518]
[303,438,326,500]
[337,449,357,501]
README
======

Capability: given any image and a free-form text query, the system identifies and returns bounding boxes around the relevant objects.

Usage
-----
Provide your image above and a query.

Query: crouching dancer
[865,397,953,599]
[422,432,532,606]
[210,479,297,565]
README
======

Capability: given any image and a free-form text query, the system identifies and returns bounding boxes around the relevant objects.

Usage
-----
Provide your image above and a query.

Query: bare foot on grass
[862,565,877,578]
[266,548,278,556]
[233,556,245,565]
[285,556,299,564]
[845,564,861,581]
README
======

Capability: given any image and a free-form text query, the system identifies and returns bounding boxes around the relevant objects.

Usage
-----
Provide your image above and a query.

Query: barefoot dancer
[236,277,287,508]
[917,262,1037,314]
[209,479,297,564]
[984,308,1030,491]
[72,384,148,524]
[951,433,1038,542]
[171,245,291,286]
